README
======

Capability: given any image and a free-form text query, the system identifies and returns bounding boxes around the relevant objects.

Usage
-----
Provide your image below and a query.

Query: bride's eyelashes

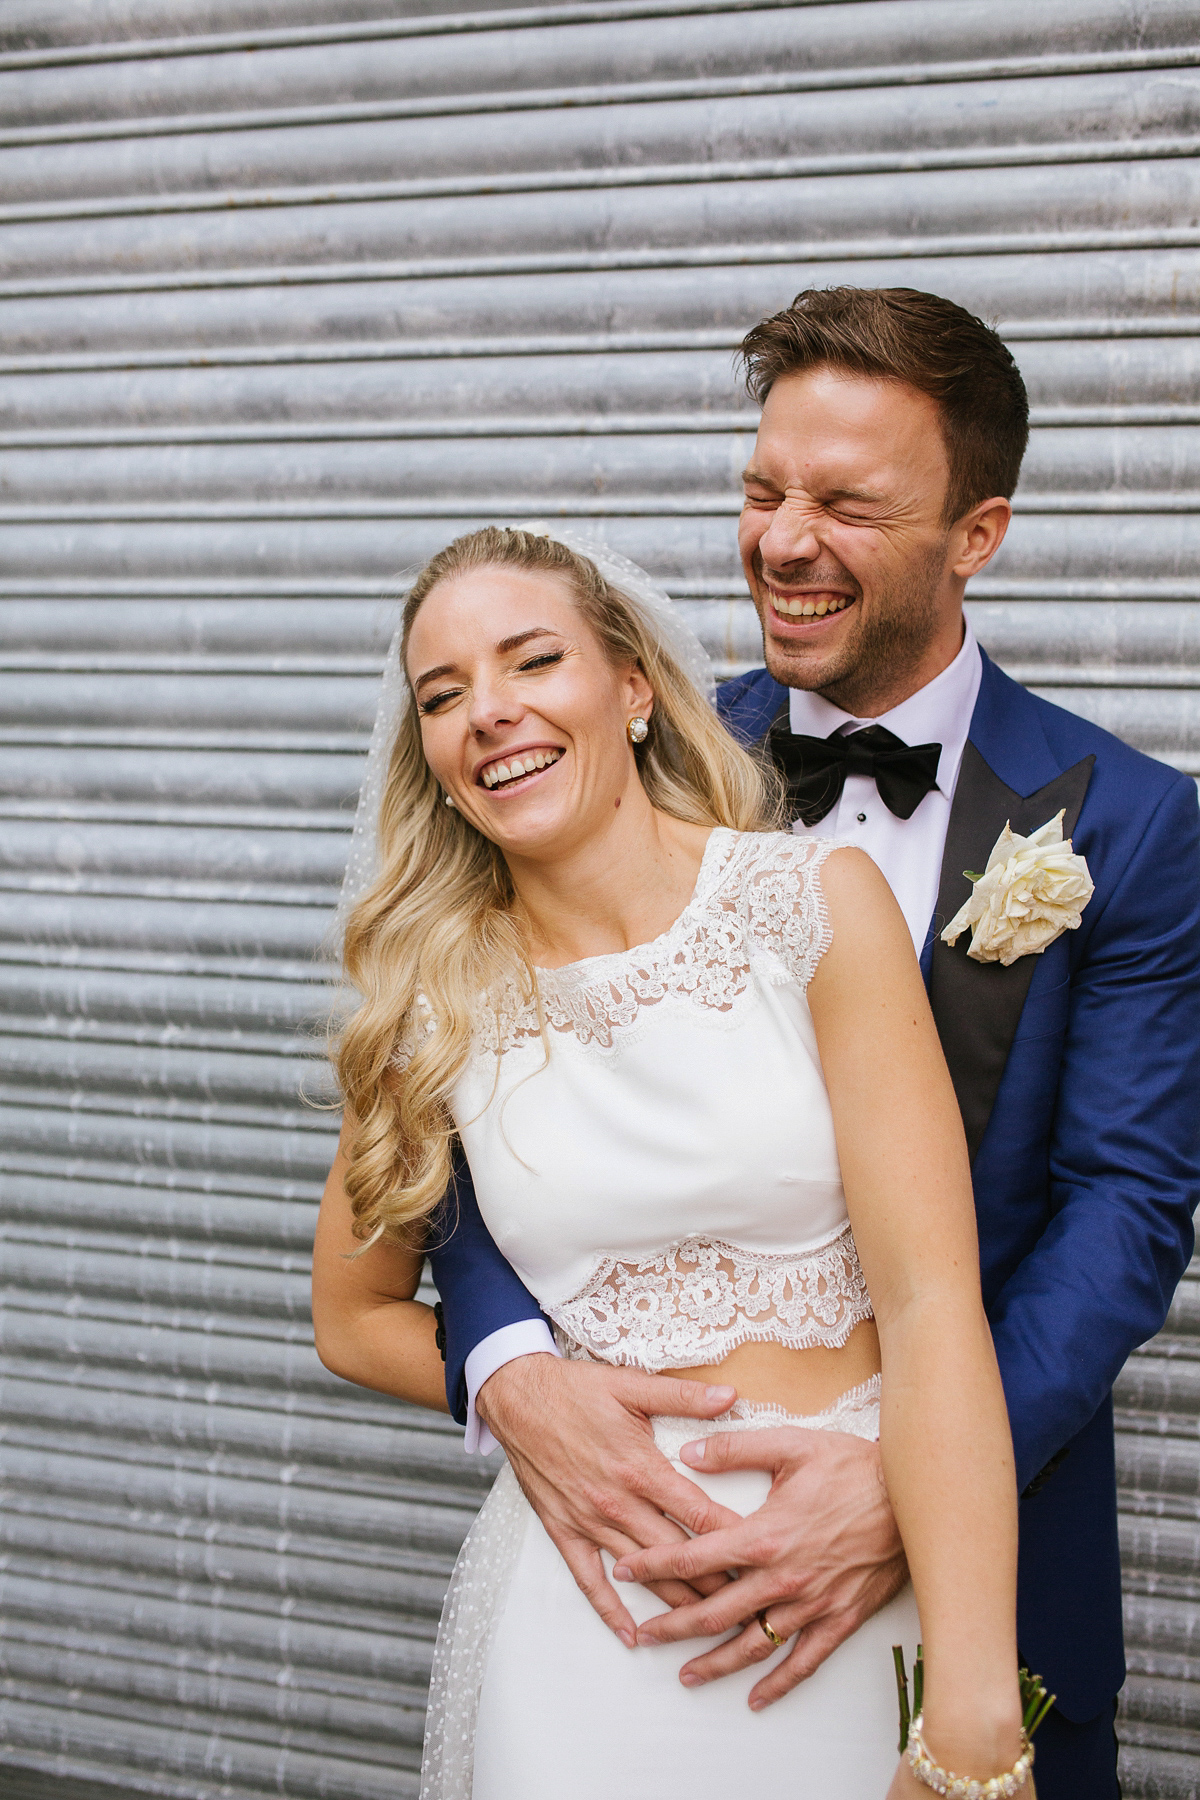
[419,685,465,715]
[517,650,566,673]
[419,650,567,714]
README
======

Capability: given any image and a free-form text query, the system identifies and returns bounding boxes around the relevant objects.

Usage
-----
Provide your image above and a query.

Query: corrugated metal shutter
[0,2,1196,1795]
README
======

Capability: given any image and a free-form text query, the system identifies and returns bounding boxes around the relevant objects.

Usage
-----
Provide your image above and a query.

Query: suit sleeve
[425,1150,549,1423]
[988,774,1200,1493]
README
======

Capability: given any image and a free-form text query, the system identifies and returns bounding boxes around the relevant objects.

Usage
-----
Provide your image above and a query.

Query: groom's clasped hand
[616,1422,906,1702]
[477,1354,746,1641]
[480,1354,907,1707]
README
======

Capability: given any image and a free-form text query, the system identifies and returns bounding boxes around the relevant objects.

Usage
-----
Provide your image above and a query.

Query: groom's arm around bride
[427,287,1200,1800]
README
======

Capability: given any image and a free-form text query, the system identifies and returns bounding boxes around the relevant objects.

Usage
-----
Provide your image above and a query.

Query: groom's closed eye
[741,479,781,508]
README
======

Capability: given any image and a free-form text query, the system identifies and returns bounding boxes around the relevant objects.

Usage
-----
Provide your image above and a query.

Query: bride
[311,525,1031,1799]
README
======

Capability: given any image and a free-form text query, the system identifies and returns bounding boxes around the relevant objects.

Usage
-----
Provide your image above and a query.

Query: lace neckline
[471,828,833,1057]
[532,826,733,983]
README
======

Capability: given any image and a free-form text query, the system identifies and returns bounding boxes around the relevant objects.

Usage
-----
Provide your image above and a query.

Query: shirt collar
[787,621,982,798]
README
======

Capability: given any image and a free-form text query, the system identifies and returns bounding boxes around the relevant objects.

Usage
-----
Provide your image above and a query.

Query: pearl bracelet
[905,1714,1034,1798]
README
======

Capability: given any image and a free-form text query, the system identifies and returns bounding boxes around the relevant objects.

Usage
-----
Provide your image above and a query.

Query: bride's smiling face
[406,564,655,862]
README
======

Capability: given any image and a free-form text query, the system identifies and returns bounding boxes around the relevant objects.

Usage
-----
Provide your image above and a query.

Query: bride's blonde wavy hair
[335,526,781,1248]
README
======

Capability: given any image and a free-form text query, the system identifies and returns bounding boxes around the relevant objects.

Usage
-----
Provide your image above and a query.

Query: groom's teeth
[775,594,848,617]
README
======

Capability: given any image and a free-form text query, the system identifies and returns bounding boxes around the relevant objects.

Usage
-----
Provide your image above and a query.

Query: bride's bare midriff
[666,1316,881,1417]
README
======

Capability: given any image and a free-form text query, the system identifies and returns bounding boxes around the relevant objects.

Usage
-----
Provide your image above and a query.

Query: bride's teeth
[485,747,564,787]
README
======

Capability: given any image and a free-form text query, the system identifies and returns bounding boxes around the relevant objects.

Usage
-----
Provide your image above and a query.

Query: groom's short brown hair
[740,286,1029,525]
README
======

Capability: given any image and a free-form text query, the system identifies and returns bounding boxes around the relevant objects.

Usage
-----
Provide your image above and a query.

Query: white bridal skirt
[420,1375,921,1800]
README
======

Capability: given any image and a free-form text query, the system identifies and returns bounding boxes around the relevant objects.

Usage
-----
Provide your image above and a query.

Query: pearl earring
[627,716,649,745]
[444,792,456,808]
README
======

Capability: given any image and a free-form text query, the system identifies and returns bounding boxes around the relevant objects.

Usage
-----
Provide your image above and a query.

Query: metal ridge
[0,330,746,373]
[3,319,1199,380]
[0,415,758,445]
[2,136,1198,227]
[2,42,1199,142]
[2,404,1198,450]
[1,489,1198,520]
[0,0,850,71]
[6,222,1200,300]
[0,575,1197,598]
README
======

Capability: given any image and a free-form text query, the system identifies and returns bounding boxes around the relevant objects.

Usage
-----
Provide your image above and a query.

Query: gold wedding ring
[757,1610,786,1650]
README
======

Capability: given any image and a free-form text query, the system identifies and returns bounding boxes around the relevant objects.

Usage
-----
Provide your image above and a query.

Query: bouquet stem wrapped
[893,1645,1054,1791]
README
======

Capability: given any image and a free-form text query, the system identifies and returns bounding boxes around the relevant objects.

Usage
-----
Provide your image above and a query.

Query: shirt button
[856,812,867,823]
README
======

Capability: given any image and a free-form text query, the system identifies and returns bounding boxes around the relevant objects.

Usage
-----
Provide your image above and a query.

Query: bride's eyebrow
[496,627,560,654]
[412,660,458,694]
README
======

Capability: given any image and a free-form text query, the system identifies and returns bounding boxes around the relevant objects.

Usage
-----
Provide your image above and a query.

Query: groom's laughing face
[738,365,967,716]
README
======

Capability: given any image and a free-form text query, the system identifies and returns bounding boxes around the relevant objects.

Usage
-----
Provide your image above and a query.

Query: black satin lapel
[929,744,1095,1163]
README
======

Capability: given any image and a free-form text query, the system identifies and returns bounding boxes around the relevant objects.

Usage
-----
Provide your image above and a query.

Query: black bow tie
[768,720,943,827]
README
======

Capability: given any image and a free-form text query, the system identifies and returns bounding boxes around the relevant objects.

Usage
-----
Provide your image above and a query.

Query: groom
[427,287,1200,1798]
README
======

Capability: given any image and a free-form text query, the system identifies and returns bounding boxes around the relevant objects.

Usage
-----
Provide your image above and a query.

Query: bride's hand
[476,1352,744,1644]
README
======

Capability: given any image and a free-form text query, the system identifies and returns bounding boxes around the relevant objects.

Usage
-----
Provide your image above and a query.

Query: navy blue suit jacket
[428,650,1200,1722]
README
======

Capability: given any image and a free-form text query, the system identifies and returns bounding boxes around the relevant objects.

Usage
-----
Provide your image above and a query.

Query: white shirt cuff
[463,1319,561,1455]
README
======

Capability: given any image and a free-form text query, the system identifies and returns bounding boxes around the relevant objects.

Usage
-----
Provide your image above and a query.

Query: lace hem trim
[651,1375,883,1460]
[547,1223,873,1372]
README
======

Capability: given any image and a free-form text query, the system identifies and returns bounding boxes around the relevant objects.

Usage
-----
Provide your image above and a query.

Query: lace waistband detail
[548,1223,873,1372]
[651,1375,883,1461]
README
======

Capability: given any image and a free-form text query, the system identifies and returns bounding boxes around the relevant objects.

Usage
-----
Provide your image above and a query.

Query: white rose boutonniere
[940,809,1094,967]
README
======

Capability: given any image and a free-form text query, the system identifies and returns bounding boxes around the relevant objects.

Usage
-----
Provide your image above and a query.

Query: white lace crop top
[451,828,873,1372]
